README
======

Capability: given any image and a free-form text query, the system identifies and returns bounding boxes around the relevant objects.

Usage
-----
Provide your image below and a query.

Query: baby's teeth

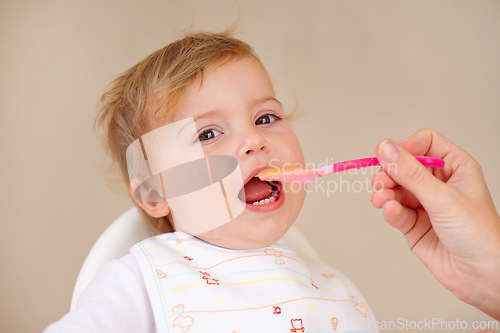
[251,195,277,205]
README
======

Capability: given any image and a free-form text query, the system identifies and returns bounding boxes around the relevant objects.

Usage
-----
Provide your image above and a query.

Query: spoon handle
[317,156,444,176]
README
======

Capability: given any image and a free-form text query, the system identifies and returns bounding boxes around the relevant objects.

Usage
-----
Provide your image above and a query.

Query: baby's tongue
[241,177,272,203]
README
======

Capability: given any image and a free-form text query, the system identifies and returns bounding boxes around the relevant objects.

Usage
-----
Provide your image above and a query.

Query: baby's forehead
[141,92,179,131]
[141,73,208,129]
[142,56,274,127]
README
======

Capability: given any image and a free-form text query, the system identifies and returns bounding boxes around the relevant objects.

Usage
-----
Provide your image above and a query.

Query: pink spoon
[258,156,445,184]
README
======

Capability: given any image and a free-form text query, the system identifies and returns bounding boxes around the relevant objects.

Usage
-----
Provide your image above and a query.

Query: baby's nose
[245,144,265,155]
[240,127,268,157]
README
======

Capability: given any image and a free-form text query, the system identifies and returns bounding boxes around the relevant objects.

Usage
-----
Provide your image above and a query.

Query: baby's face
[154,56,306,249]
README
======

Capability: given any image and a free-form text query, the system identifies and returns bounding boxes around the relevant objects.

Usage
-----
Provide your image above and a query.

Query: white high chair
[70,207,320,310]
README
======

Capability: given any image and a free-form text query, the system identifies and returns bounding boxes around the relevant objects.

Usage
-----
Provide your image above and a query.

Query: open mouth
[238,176,282,206]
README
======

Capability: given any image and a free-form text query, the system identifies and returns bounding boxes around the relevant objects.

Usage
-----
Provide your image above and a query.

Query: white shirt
[44,254,155,332]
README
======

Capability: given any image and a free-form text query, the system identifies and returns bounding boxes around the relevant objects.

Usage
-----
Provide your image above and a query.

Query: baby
[45,30,379,332]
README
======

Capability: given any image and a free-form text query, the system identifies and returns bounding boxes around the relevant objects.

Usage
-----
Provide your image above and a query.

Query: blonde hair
[96,30,257,234]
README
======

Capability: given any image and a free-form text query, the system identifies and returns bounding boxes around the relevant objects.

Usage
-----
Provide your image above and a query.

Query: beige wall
[1,0,499,332]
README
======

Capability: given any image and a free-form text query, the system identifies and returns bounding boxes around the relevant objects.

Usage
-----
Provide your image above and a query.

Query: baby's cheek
[285,141,306,165]
[283,183,307,210]
[277,128,304,159]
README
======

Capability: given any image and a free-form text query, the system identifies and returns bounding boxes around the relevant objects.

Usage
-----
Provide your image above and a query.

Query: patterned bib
[131,232,378,333]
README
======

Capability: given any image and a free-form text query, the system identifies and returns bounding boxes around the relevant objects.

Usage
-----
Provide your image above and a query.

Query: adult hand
[371,129,500,320]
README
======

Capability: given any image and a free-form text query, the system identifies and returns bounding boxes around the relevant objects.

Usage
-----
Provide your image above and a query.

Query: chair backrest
[70,207,320,310]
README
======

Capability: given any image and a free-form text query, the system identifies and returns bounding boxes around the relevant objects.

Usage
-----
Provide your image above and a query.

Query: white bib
[131,232,378,333]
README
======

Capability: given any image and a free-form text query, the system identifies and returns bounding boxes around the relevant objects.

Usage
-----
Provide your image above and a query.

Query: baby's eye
[255,114,280,125]
[197,128,222,142]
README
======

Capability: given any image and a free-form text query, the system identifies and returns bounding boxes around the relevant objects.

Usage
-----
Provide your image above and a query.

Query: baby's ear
[129,184,170,218]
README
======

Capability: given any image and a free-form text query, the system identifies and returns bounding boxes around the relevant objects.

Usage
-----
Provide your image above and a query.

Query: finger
[372,168,398,191]
[396,129,476,183]
[372,165,435,191]
[376,139,448,209]
[382,200,433,250]
[396,128,464,159]
[371,187,421,209]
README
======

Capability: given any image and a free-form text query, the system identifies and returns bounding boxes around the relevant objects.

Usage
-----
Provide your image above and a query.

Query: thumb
[376,139,444,206]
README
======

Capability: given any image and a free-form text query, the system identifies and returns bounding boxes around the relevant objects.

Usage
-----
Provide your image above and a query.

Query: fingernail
[380,139,399,163]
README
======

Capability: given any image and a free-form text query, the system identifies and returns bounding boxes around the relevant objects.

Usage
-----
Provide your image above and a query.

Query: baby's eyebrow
[192,109,222,122]
[252,96,282,108]
[193,97,282,122]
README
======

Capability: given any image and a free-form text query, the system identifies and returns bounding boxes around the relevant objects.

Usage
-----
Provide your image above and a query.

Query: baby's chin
[192,220,287,250]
